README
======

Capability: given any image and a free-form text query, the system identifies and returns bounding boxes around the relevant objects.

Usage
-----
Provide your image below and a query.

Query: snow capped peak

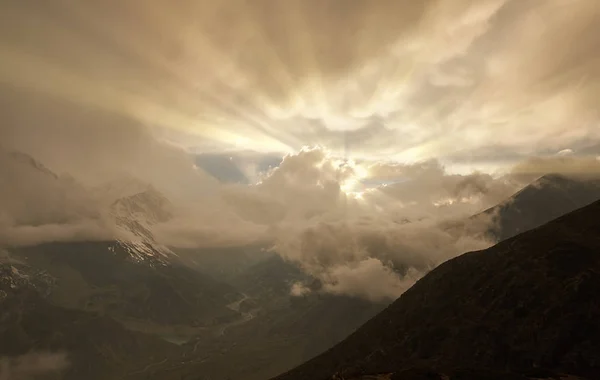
[1,151,177,266]
[102,182,176,265]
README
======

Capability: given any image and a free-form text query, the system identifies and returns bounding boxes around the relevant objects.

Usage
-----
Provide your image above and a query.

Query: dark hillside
[274,200,600,380]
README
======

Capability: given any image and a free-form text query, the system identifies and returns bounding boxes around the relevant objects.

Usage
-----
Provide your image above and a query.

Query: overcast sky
[2,0,599,167]
[1,0,599,300]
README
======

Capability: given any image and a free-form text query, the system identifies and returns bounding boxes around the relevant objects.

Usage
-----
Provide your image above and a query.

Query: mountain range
[3,149,600,380]
[1,150,243,327]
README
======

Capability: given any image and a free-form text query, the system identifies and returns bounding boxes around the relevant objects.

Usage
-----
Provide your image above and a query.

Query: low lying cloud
[289,282,311,297]
[0,149,117,247]
[0,141,515,300]
[0,352,69,380]
[322,259,424,302]
[0,219,116,247]
[152,212,270,249]
[273,217,493,302]
[197,147,511,301]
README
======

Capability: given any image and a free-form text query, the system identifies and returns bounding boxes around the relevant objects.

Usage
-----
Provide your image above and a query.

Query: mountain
[0,149,101,228]
[273,200,600,380]
[110,186,176,265]
[478,174,600,241]
[1,150,242,326]
[1,149,178,264]
[6,242,240,326]
[0,262,183,380]
[180,174,600,380]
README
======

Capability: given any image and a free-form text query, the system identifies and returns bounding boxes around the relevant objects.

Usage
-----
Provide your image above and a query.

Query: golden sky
[1,0,599,171]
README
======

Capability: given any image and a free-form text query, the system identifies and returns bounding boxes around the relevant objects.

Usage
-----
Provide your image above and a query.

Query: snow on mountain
[108,186,177,265]
[1,149,178,265]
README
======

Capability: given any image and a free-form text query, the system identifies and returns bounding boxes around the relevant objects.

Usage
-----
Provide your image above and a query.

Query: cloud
[364,159,524,220]
[0,149,117,246]
[557,149,574,156]
[272,217,493,302]
[0,1,598,161]
[0,87,232,247]
[0,219,116,247]
[214,148,507,300]
[322,259,423,302]
[0,88,221,202]
[511,155,600,180]
[152,212,270,249]
[0,352,69,380]
[290,282,311,297]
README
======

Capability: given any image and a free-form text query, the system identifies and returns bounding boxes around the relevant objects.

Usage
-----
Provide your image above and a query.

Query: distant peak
[2,150,59,179]
[537,173,571,183]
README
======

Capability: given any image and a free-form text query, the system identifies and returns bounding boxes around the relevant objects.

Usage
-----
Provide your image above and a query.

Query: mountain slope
[8,242,240,325]
[274,200,600,380]
[1,149,178,264]
[0,264,182,380]
[110,187,176,265]
[1,150,242,326]
[478,174,600,241]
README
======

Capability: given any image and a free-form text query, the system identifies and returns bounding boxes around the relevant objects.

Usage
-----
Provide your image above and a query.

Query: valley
[2,147,600,380]
[2,156,600,380]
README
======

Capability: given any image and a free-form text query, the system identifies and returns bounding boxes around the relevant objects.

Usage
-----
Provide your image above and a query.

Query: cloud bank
[3,128,599,300]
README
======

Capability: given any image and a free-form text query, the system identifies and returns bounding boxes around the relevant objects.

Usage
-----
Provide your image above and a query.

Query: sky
[1,0,600,301]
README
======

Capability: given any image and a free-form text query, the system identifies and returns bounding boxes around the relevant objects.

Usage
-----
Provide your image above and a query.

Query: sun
[339,162,370,199]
